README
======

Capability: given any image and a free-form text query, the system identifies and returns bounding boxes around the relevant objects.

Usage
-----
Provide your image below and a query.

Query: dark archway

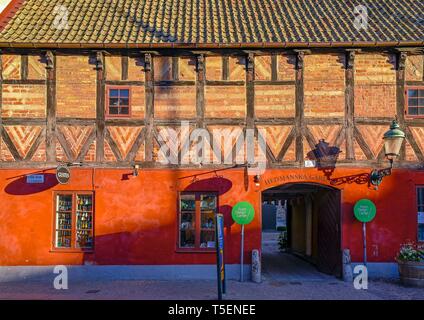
[261,183,342,278]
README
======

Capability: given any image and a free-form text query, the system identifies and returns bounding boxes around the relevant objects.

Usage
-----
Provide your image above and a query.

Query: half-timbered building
[0,0,423,279]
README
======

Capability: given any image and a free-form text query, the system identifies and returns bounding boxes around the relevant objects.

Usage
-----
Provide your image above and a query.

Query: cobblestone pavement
[0,277,423,300]
[0,233,422,300]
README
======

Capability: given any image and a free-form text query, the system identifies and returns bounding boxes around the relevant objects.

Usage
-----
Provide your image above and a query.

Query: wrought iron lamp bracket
[369,159,394,187]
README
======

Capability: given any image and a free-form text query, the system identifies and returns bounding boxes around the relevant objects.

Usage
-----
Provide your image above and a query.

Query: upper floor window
[418,187,424,242]
[107,87,131,117]
[406,88,424,117]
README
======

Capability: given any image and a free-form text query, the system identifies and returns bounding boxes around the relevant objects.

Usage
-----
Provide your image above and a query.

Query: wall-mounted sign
[232,201,255,225]
[304,160,316,168]
[354,199,377,223]
[26,174,44,184]
[56,165,70,185]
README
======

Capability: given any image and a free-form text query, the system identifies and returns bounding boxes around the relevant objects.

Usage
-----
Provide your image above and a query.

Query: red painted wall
[0,167,422,266]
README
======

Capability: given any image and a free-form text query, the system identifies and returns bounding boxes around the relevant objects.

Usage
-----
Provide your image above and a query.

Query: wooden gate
[317,190,342,277]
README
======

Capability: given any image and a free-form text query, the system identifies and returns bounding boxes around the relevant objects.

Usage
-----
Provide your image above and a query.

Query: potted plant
[396,242,424,287]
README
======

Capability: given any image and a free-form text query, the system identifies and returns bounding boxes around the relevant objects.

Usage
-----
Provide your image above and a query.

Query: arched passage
[261,183,342,279]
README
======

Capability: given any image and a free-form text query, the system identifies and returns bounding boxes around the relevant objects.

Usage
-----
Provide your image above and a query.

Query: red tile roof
[0,0,423,48]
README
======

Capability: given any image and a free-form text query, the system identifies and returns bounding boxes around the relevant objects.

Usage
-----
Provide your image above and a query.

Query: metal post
[240,224,245,282]
[363,222,367,266]
[216,215,222,301]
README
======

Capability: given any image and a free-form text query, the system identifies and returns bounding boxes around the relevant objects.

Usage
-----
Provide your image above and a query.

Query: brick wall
[154,86,196,119]
[304,54,345,118]
[205,85,246,118]
[255,85,295,118]
[56,55,96,118]
[2,84,46,118]
[355,53,396,117]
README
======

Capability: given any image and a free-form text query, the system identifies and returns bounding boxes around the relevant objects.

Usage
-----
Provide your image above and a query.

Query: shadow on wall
[306,139,341,179]
[184,176,232,195]
[4,173,59,195]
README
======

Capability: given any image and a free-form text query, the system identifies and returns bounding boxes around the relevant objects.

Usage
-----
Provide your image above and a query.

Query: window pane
[180,194,196,248]
[418,188,424,206]
[56,195,73,248]
[119,107,129,115]
[418,188,424,242]
[200,195,217,249]
[419,108,424,115]
[418,98,424,107]
[110,89,119,97]
[119,98,129,106]
[408,98,418,107]
[419,224,424,242]
[419,90,424,97]
[109,98,119,106]
[408,89,418,97]
[408,107,418,115]
[76,195,94,249]
[109,107,119,115]
[120,89,129,98]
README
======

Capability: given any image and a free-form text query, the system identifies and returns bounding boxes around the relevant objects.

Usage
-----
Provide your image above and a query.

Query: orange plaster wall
[0,167,422,266]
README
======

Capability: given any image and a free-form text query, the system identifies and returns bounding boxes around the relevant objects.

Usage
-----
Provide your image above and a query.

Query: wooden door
[317,190,342,277]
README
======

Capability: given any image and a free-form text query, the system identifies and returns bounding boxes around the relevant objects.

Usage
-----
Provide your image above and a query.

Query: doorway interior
[261,183,342,281]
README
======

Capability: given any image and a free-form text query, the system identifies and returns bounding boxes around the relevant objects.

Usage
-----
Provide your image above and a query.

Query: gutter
[0,41,422,50]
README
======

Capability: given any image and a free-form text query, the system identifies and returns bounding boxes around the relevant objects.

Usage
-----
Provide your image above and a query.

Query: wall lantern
[253,174,261,187]
[369,120,405,188]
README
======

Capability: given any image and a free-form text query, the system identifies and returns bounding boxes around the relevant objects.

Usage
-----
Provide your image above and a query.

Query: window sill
[176,249,216,254]
[50,249,94,254]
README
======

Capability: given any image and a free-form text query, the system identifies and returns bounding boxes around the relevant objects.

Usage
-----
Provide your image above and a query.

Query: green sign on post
[232,202,255,225]
[232,201,255,283]
[354,199,376,223]
[354,199,377,266]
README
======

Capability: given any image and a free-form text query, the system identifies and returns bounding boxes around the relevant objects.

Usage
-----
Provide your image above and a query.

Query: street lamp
[369,119,405,188]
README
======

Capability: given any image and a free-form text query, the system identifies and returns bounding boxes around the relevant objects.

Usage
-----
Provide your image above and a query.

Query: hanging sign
[354,199,376,223]
[215,214,226,300]
[232,201,255,225]
[26,174,44,184]
[56,165,71,185]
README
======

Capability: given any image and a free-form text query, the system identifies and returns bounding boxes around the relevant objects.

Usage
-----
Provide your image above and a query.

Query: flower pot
[397,260,424,287]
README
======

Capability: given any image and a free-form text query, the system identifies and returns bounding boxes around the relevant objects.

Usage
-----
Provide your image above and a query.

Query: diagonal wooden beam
[105,128,123,161]
[277,127,296,161]
[353,126,374,160]
[55,128,74,161]
[24,128,45,161]
[404,126,424,162]
[76,129,96,162]
[1,129,22,161]
[125,127,146,162]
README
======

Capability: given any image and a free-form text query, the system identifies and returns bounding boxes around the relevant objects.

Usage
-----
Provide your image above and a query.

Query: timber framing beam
[196,54,205,129]
[45,50,56,162]
[294,50,307,165]
[144,53,154,162]
[345,49,357,160]
[396,50,407,161]
[95,51,105,162]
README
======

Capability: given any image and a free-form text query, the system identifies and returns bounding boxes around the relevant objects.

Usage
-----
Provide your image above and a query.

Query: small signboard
[354,199,376,223]
[304,160,316,168]
[232,202,255,225]
[215,214,225,300]
[56,165,71,185]
[26,174,44,184]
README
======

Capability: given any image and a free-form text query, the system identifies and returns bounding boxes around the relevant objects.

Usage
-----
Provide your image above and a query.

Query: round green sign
[232,202,255,225]
[354,199,376,223]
